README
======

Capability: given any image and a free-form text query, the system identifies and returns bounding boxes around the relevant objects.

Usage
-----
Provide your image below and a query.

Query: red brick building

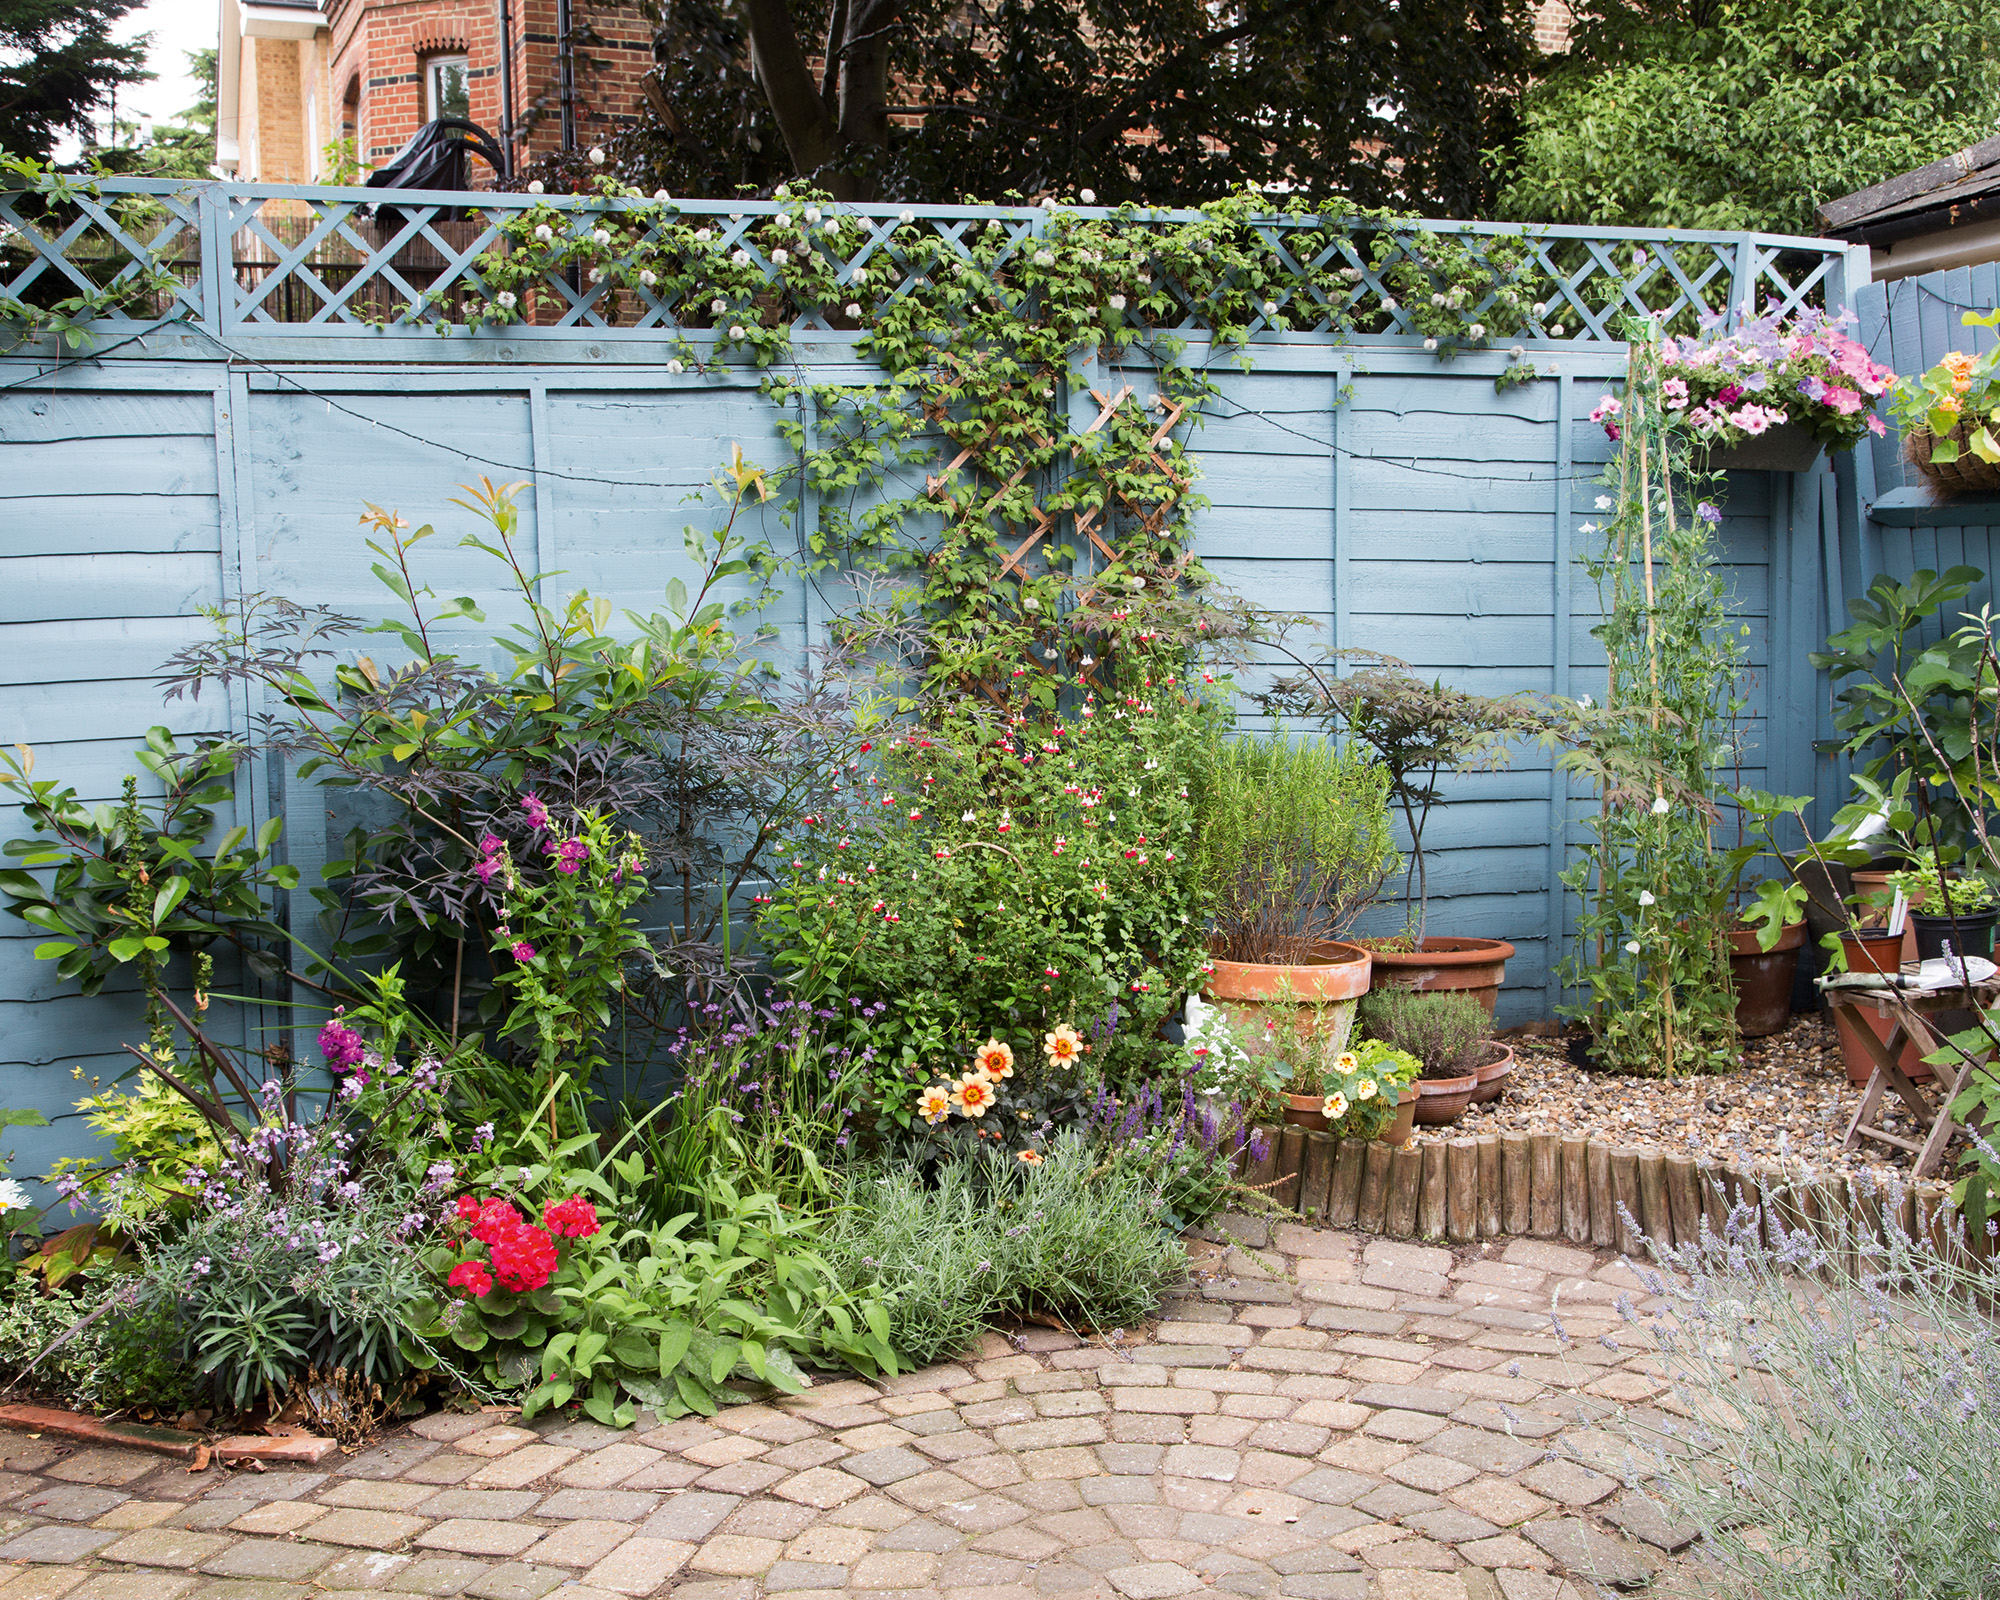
[217,0,654,182]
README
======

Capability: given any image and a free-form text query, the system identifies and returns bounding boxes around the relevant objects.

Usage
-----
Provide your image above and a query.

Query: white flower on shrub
[666,358,684,373]
[824,218,842,234]
[729,324,746,339]
[694,228,712,242]
[1652,795,1671,815]
[1533,301,1547,316]
[1469,323,1486,339]
[1638,890,1656,906]
[639,269,656,286]
[1624,940,1642,954]
[805,206,822,224]
[899,208,915,223]
[1549,323,1564,337]
[591,228,611,246]
[1596,495,1613,510]
[852,267,868,284]
[654,189,671,202]
[1079,188,1096,203]
[495,291,517,309]
[1261,299,1277,315]
[526,179,545,194]
[1034,250,1055,266]
[587,267,602,283]
[771,248,789,265]
[534,224,554,242]
[731,248,750,265]
[1108,294,1126,311]
[845,302,862,318]
[1424,337,1437,350]
[588,147,605,165]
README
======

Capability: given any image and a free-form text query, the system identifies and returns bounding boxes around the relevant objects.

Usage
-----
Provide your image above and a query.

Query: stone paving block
[199,1539,338,1581]
[689,1534,784,1577]
[763,1559,849,1591]
[719,1502,816,1542]
[396,1555,492,1594]
[694,1462,789,1496]
[1514,1461,1614,1509]
[1160,1446,1239,1483]
[579,1536,695,1596]
[1520,1520,1653,1587]
[1107,1560,1203,1597]
[463,1563,570,1600]
[1385,1454,1480,1494]
[63,1578,201,1600]
[43,1452,160,1489]
[304,1509,430,1550]
[97,1526,234,1569]
[92,1500,178,1531]
[548,1446,663,1491]
[1371,1574,1468,1600]
[1348,1383,1461,1416]
[528,1488,653,1523]
[632,1492,737,1543]
[839,1447,932,1488]
[409,1416,495,1445]
[1599,1492,1697,1553]
[850,1549,938,1589]
[15,1487,126,1523]
[521,1518,632,1568]
[784,1524,873,1565]
[0,1528,118,1564]
[1500,1241,1596,1277]
[182,1581,313,1600]
[1447,1479,1549,1529]
[882,1469,978,1513]
[322,1482,445,1513]
[340,1441,445,1482]
[451,1428,538,1459]
[992,1420,1106,1453]
[833,1425,915,1453]
[414,1519,544,1558]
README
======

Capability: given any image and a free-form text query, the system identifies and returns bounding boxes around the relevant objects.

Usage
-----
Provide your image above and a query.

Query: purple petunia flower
[1696,502,1723,525]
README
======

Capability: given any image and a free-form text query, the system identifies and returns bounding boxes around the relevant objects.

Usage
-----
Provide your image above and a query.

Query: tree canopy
[603,0,1539,215]
[0,0,148,162]
[1495,0,2000,235]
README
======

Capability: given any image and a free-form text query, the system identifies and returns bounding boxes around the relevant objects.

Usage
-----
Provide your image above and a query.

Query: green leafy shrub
[759,689,1218,1125]
[417,1163,897,1426]
[0,1278,200,1414]
[1198,724,1398,964]
[1359,989,1491,1078]
[826,1138,1191,1368]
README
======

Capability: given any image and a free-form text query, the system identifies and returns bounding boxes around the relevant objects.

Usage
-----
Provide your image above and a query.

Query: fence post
[196,181,229,335]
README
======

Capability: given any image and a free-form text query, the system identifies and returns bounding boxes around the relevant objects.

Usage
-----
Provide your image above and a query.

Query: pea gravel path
[0,1219,1704,1600]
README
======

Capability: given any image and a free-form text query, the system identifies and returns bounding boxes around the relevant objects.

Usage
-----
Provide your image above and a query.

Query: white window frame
[425,55,471,122]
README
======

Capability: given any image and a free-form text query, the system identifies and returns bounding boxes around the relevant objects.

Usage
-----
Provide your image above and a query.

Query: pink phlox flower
[553,837,589,874]
[1822,385,1863,416]
[1658,337,1680,365]
[1729,404,1784,436]
[1867,414,1888,437]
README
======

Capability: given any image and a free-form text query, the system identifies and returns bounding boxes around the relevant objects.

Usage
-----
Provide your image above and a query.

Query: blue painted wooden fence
[0,180,1875,1163]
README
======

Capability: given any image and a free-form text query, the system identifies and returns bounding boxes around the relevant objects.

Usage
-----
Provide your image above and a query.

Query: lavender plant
[1601,1182,2000,1598]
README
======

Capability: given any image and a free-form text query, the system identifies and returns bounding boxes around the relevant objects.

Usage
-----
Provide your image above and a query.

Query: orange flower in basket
[1944,351,1977,394]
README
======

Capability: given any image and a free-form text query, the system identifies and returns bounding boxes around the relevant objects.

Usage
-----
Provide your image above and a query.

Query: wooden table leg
[1841,1006,1909,1151]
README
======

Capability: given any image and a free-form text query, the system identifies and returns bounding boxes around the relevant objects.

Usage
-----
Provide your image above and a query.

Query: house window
[425,55,470,121]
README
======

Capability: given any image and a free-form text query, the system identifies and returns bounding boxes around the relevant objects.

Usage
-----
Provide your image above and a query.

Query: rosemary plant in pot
[1196,722,1398,1069]
[1266,653,1538,1014]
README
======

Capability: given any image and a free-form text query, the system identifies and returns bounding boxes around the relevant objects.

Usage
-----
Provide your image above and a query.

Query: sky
[111,0,217,132]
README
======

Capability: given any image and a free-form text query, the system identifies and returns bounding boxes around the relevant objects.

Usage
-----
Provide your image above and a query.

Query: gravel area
[1420,1015,1963,1182]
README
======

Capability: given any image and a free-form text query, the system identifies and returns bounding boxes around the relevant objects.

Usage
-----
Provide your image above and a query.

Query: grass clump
[1359,987,1491,1077]
[826,1138,1189,1368]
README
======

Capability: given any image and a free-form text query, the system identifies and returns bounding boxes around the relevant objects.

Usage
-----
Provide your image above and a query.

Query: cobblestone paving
[0,1221,1699,1600]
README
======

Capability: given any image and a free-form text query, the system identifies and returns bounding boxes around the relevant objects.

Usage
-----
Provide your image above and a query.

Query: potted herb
[1726,878,1808,1037]
[1886,310,2000,497]
[1360,988,1504,1126]
[1888,851,1999,964]
[1266,654,1538,1014]
[1195,722,1397,1051]
[1184,999,1416,1143]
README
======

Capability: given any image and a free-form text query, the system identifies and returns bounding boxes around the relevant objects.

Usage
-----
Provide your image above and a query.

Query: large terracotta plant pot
[1413,1071,1478,1126]
[1470,1041,1514,1104]
[1205,942,1373,1059]
[1283,1093,1330,1131]
[1831,930,1929,1084]
[1364,937,1515,1018]
[1729,920,1804,1038]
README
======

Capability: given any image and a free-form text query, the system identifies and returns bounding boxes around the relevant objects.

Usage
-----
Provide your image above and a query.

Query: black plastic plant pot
[1910,910,1999,964]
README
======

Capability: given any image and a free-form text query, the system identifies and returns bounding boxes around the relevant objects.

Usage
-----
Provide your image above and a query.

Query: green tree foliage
[601,0,1539,214]
[0,0,148,162]
[1496,0,2000,235]
[87,49,218,179]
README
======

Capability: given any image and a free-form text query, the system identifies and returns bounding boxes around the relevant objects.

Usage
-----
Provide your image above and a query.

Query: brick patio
[0,1220,1698,1600]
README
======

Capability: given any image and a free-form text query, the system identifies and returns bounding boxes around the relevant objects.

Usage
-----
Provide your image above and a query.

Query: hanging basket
[1906,425,2000,499]
[1698,421,1823,474]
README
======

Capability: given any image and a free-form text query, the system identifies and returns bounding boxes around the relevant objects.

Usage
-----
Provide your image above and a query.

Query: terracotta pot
[1831,931,1930,1084]
[1363,937,1515,1018]
[1206,942,1373,1059]
[1413,1071,1479,1126]
[1850,869,1920,965]
[1379,1088,1417,1147]
[1728,920,1805,1038]
[1283,1092,1330,1132]
[1470,1041,1514,1104]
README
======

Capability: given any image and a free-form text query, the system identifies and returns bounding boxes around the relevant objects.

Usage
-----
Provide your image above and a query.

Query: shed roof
[1819,137,2000,246]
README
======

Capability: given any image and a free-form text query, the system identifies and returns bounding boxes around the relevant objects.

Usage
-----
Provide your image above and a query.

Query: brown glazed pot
[1728,920,1805,1038]
[1413,1071,1479,1126]
[1830,930,1930,1084]
[1364,937,1516,1018]
[1470,1040,1515,1104]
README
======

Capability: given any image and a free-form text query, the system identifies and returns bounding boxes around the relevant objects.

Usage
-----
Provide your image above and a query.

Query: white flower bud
[639,269,656,286]
[845,302,862,318]
[710,298,727,314]
[771,248,789,265]
[729,324,746,339]
[805,206,822,223]
[731,249,750,266]
[588,147,605,165]
[666,358,684,374]
[899,208,915,224]
[1079,188,1095,204]
[1261,299,1277,315]
[526,179,545,194]
[694,228,712,242]
[591,228,611,245]
[534,223,553,241]
[654,188,671,202]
